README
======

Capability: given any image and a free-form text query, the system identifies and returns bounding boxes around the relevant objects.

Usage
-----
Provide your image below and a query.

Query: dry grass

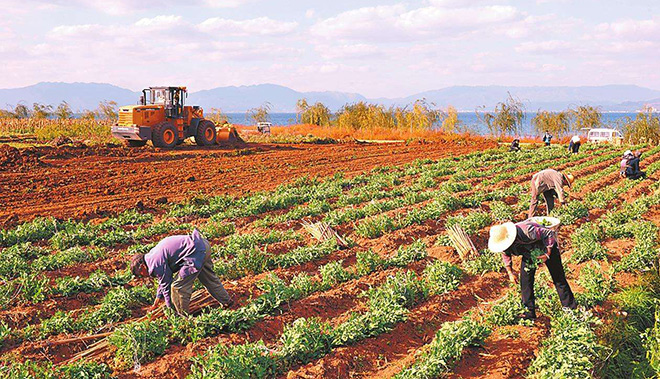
[0,118,114,143]
[261,124,489,144]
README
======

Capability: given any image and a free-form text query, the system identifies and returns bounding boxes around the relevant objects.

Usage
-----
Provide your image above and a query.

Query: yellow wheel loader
[111,86,241,148]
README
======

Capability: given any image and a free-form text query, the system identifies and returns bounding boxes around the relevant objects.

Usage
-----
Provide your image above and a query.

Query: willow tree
[621,106,660,144]
[393,99,443,132]
[55,101,73,120]
[478,93,525,136]
[296,99,332,126]
[570,105,601,130]
[441,105,461,133]
[532,110,572,137]
[247,102,272,124]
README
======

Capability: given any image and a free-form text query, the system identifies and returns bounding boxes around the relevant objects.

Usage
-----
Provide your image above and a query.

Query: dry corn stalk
[446,224,478,262]
[301,220,348,248]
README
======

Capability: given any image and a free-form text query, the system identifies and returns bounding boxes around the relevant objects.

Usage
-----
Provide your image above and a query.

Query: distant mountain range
[0,82,658,113]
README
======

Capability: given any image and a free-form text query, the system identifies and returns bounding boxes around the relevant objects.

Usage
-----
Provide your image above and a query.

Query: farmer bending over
[528,169,574,219]
[489,220,577,320]
[131,229,233,315]
[620,150,645,180]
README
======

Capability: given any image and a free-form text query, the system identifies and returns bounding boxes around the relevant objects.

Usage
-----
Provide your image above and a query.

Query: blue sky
[0,0,658,97]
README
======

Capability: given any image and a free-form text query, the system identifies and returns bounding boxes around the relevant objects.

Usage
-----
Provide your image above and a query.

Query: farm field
[1,140,660,379]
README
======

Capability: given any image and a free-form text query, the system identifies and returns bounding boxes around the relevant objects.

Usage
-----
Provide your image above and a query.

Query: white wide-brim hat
[488,222,517,253]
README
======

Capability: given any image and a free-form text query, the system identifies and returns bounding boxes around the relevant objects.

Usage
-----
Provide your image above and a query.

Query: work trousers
[571,142,581,154]
[171,250,231,315]
[520,244,576,316]
[528,189,557,218]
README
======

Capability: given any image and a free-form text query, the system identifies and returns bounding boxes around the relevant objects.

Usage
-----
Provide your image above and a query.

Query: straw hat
[624,150,633,157]
[488,222,517,253]
[563,172,575,187]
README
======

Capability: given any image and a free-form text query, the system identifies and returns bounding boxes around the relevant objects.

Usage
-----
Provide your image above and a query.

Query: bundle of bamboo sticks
[446,224,478,262]
[301,220,348,248]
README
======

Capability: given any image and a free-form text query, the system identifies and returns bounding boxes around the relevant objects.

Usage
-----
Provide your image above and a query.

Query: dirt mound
[0,144,46,171]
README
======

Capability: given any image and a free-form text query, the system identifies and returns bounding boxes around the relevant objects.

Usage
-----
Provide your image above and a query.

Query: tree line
[0,101,118,121]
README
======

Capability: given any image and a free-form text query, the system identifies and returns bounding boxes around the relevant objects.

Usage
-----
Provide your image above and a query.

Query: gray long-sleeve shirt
[144,229,207,308]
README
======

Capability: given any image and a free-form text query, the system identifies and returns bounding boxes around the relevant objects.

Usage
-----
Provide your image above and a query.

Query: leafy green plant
[576,262,614,307]
[490,201,516,222]
[423,261,462,295]
[394,319,490,378]
[485,291,525,326]
[463,250,502,276]
[528,310,603,378]
[279,317,334,364]
[109,318,169,370]
[570,224,607,263]
[189,341,278,379]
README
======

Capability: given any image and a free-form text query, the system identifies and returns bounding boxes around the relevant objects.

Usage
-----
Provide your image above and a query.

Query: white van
[587,128,623,144]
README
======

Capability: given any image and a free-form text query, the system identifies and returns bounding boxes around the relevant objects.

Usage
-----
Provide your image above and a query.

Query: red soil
[0,140,494,227]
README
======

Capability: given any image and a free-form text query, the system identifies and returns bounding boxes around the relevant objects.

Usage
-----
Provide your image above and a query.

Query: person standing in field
[488,220,577,320]
[131,229,233,315]
[528,169,574,219]
[510,138,521,152]
[542,132,553,146]
[570,135,581,154]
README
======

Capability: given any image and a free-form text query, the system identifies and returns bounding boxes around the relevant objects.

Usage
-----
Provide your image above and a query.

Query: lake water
[228,112,641,137]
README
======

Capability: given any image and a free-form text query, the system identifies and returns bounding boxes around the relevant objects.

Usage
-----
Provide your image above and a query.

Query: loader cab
[140,86,187,118]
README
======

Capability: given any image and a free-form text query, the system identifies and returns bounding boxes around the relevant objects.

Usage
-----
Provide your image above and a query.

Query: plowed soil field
[1,141,659,379]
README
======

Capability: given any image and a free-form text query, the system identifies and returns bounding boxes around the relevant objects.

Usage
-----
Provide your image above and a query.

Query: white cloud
[311,3,523,42]
[305,9,316,19]
[199,17,298,36]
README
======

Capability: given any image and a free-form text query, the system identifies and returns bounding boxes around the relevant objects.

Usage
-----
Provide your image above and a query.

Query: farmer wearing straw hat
[489,220,577,320]
[528,169,574,219]
[130,228,233,315]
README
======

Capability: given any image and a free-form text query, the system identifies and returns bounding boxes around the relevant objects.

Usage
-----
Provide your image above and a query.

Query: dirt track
[0,140,494,226]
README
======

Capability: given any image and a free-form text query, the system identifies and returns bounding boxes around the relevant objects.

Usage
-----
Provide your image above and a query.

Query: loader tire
[125,140,147,147]
[152,122,178,148]
[196,120,216,146]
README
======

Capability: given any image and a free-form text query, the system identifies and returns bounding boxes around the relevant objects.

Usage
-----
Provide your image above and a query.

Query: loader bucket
[216,126,243,144]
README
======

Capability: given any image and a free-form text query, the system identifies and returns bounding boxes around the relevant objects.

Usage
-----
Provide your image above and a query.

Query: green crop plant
[394,319,490,379]
[354,250,387,276]
[53,270,132,297]
[99,209,153,230]
[214,230,301,258]
[576,262,614,307]
[423,261,462,295]
[489,201,516,222]
[549,201,589,225]
[0,320,10,348]
[446,211,492,235]
[388,240,428,267]
[0,217,59,247]
[485,291,525,326]
[49,222,97,250]
[199,220,234,239]
[33,246,105,272]
[189,341,278,379]
[528,310,604,379]
[0,243,48,280]
[463,250,502,276]
[0,360,114,379]
[319,260,354,287]
[570,224,607,263]
[354,214,395,238]
[109,318,169,370]
[279,317,334,364]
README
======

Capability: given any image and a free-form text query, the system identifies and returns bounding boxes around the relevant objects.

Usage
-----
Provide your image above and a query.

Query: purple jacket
[501,221,557,268]
[144,229,208,308]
